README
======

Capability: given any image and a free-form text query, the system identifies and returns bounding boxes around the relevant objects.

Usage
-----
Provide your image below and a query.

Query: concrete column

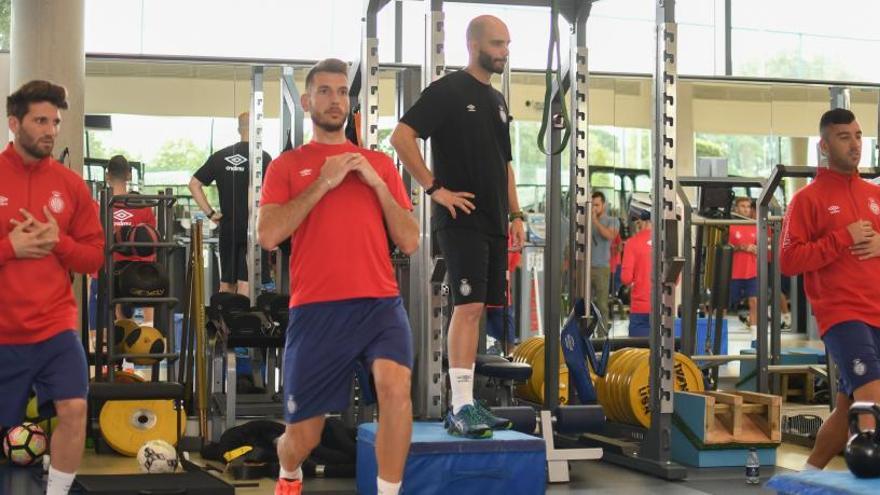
[10,0,85,175]
[787,136,810,197]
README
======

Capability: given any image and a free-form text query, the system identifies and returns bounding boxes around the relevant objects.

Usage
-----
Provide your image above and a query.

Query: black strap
[536,0,571,156]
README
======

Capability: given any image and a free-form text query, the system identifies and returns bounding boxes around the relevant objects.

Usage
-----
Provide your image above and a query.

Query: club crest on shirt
[870,198,880,216]
[499,105,507,123]
[459,278,472,297]
[853,358,866,377]
[287,395,297,414]
[48,191,64,214]
[0,195,7,207]
[734,230,741,239]
[828,205,841,215]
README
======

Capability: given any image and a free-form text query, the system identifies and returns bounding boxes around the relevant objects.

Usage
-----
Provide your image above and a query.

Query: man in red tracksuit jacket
[780,108,880,471]
[621,211,652,337]
[0,81,104,495]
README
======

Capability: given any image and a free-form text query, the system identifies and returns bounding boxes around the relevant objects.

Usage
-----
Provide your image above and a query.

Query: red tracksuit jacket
[780,167,880,336]
[0,143,104,344]
[621,226,652,314]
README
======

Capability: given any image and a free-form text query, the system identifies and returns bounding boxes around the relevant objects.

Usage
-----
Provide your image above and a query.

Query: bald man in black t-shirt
[391,15,525,439]
[189,112,272,295]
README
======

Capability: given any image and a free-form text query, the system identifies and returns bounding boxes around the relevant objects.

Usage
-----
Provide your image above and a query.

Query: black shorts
[219,235,248,284]
[436,228,506,306]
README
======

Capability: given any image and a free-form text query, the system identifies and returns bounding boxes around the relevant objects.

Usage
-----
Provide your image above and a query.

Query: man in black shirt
[391,15,525,438]
[189,112,272,295]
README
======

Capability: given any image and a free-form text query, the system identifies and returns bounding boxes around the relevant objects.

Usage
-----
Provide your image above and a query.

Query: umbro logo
[299,169,313,177]
[466,104,476,112]
[224,154,247,167]
[0,195,7,206]
[828,205,841,215]
[113,210,134,223]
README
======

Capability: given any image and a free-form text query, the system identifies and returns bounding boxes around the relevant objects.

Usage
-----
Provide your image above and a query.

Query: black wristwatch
[425,179,442,195]
[509,211,525,222]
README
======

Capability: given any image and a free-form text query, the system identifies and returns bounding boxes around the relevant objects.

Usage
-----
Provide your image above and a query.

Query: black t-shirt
[400,70,513,236]
[193,142,272,242]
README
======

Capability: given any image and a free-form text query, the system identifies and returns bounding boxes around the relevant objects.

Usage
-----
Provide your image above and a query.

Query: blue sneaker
[474,401,513,430]
[445,404,492,439]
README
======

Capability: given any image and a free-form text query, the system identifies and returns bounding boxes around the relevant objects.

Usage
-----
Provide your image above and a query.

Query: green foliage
[739,50,854,81]
[151,139,209,172]
[0,0,9,51]
[695,138,726,158]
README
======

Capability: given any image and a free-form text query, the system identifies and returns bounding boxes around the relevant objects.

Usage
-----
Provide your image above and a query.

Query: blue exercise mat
[766,469,880,495]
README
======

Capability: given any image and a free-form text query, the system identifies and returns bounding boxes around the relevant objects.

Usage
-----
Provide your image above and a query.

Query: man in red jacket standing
[0,81,104,495]
[621,210,652,337]
[780,108,880,471]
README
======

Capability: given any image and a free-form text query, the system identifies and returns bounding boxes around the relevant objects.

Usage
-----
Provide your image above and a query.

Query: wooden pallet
[671,390,781,467]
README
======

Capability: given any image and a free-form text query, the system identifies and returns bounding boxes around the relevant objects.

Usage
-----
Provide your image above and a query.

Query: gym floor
[0,442,846,495]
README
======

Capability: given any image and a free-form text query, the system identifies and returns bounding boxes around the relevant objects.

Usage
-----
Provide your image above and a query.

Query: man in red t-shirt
[257,59,418,495]
[106,155,157,324]
[485,239,522,355]
[729,197,758,335]
[621,212,652,337]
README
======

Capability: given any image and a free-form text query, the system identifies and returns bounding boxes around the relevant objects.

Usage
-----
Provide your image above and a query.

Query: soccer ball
[2,423,48,466]
[136,439,178,473]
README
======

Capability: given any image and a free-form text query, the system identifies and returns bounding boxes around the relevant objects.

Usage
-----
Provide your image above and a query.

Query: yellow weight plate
[613,349,645,424]
[619,349,649,425]
[99,400,186,457]
[607,348,641,423]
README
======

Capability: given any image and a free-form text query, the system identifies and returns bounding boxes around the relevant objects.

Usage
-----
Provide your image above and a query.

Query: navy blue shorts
[0,331,89,426]
[629,313,650,337]
[822,321,880,397]
[486,306,516,343]
[729,277,758,308]
[282,297,412,423]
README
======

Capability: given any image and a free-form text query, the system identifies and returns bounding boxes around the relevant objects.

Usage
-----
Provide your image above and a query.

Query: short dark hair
[107,155,131,180]
[819,108,856,137]
[591,191,606,203]
[7,80,68,121]
[305,58,349,91]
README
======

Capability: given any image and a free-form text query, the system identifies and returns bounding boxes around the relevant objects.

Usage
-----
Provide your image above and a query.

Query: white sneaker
[781,313,792,330]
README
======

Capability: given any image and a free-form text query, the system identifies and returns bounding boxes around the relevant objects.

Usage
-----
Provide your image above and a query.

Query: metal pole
[677,185,695,356]
[247,66,265,301]
[646,0,678,463]
[411,0,446,420]
[571,9,590,311]
[360,0,383,151]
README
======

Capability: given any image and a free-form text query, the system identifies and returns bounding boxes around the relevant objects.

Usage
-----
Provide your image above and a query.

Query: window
[732,0,880,81]
[695,133,790,178]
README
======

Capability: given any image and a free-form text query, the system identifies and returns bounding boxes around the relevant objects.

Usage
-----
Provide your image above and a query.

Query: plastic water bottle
[745,448,760,484]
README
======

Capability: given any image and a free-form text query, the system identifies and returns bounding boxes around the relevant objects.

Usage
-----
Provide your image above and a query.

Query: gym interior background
[3,0,880,494]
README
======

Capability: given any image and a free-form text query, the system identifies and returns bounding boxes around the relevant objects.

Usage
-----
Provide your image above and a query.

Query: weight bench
[474,354,532,407]
[217,334,285,435]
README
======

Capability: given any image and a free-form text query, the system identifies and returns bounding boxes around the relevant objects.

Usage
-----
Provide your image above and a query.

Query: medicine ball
[118,262,169,298]
[114,319,140,352]
[122,326,166,365]
[127,223,160,257]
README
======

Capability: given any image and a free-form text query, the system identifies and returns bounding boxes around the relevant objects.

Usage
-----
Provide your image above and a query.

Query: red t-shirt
[112,203,157,263]
[260,141,412,307]
[729,225,757,280]
[620,227,652,314]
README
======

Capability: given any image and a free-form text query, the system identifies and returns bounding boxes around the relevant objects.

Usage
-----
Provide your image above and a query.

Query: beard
[311,110,345,133]
[478,50,506,75]
[17,128,53,159]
